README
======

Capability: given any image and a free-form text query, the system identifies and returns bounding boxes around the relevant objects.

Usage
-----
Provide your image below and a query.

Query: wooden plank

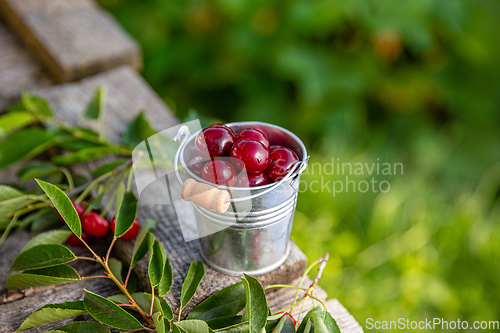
[0,20,52,111]
[0,0,142,83]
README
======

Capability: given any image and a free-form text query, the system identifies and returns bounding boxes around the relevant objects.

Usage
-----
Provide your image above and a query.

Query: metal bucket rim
[179,121,307,192]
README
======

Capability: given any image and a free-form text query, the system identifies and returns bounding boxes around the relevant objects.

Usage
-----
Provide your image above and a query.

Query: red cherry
[202,160,237,186]
[66,231,93,247]
[229,139,269,173]
[236,172,270,187]
[235,128,269,149]
[110,217,140,241]
[82,212,109,238]
[265,146,299,182]
[195,125,235,158]
[187,156,208,177]
[57,200,87,221]
[208,123,236,137]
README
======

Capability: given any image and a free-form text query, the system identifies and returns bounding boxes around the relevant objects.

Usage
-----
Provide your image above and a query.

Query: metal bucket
[174,122,309,276]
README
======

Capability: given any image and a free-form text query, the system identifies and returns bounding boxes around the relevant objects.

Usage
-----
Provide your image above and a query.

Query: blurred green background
[98,0,500,329]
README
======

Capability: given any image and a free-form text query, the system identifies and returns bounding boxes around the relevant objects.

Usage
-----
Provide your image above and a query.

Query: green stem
[0,202,49,246]
[106,237,117,263]
[272,297,306,315]
[290,259,321,314]
[307,293,327,310]
[75,170,113,204]
[150,286,155,317]
[0,195,47,206]
[80,275,109,280]
[265,285,306,291]
[126,167,134,192]
[297,297,308,328]
[59,167,74,191]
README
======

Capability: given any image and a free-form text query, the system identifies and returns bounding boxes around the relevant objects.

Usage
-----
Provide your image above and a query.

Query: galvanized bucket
[173,122,309,276]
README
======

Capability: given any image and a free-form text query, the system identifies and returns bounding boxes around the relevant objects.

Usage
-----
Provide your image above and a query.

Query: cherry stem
[265,284,306,291]
[58,167,74,191]
[105,237,117,264]
[124,266,133,288]
[76,256,96,261]
[80,275,109,280]
[273,297,305,315]
[149,286,155,317]
[117,303,134,307]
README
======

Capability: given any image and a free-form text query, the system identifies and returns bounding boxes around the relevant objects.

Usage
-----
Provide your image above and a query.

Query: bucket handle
[173,125,309,205]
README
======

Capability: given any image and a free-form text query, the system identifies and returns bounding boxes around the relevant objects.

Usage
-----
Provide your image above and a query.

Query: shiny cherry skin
[235,128,269,149]
[67,231,93,247]
[202,160,237,186]
[82,212,109,238]
[265,146,299,182]
[110,217,140,241]
[195,125,235,158]
[208,123,236,137]
[57,200,86,221]
[230,139,269,173]
[236,172,270,187]
[187,155,208,177]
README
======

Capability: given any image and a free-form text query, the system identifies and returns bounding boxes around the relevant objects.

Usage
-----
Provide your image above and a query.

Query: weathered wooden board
[0,0,141,83]
[0,20,52,111]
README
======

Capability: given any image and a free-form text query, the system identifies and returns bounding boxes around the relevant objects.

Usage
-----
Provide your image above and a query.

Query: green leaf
[180,260,205,311]
[0,184,24,201]
[10,244,76,272]
[22,93,53,116]
[297,306,322,333]
[0,129,58,168]
[21,229,72,252]
[0,111,36,138]
[241,274,269,333]
[91,159,129,176]
[16,300,86,330]
[122,111,157,148]
[108,258,123,283]
[158,257,173,297]
[205,316,243,330]
[153,312,166,333]
[114,191,138,237]
[273,315,296,333]
[84,85,106,119]
[83,289,144,330]
[176,320,215,333]
[51,147,116,165]
[320,311,341,333]
[153,295,174,321]
[130,219,156,268]
[57,139,103,151]
[45,321,110,333]
[16,161,60,183]
[149,240,165,287]
[188,282,246,321]
[107,292,150,314]
[302,319,312,333]
[313,313,330,333]
[35,179,81,237]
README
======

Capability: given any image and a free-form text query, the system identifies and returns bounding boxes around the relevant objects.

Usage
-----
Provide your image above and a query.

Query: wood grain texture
[0,20,52,111]
[0,0,141,83]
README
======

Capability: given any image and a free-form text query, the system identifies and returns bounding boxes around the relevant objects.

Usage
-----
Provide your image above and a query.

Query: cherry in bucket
[234,128,270,149]
[265,146,299,182]
[202,160,237,187]
[230,139,269,173]
[236,171,270,187]
[195,123,235,158]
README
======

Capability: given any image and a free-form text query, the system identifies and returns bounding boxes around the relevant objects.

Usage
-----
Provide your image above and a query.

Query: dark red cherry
[187,156,208,177]
[195,125,235,158]
[202,160,237,186]
[82,212,109,238]
[265,146,299,182]
[57,200,87,221]
[110,217,140,240]
[229,139,269,173]
[67,231,93,247]
[208,123,236,137]
[236,171,270,187]
[235,128,269,149]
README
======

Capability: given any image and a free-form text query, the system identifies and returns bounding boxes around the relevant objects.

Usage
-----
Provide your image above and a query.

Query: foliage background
[97,0,500,329]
